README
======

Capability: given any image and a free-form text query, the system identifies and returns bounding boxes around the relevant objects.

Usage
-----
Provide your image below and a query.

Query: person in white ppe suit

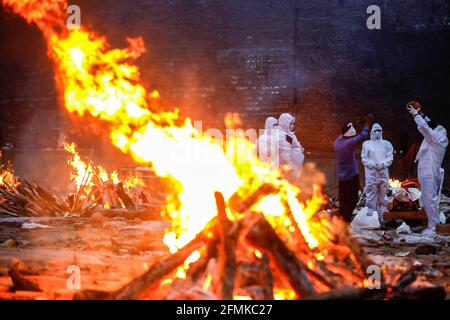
[278,113,305,184]
[361,123,394,223]
[407,101,448,236]
[257,117,279,165]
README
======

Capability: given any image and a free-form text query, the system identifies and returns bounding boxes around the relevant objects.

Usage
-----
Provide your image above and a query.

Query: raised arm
[347,126,370,146]
[414,114,435,143]
[407,104,438,144]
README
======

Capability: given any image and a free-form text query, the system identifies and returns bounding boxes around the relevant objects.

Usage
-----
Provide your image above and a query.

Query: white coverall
[257,117,278,165]
[361,123,394,222]
[414,115,448,229]
[278,113,305,183]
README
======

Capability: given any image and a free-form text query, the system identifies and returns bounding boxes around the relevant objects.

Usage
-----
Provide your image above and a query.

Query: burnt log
[391,286,446,300]
[113,232,207,299]
[73,289,111,300]
[245,213,316,298]
[115,182,134,209]
[284,202,310,255]
[306,287,384,300]
[388,267,446,300]
[8,267,42,292]
[260,253,274,299]
[393,267,417,291]
[91,186,104,207]
[105,181,121,209]
[187,237,219,282]
[75,219,214,300]
[284,203,336,290]
[235,262,262,288]
[214,191,240,300]
[340,225,376,282]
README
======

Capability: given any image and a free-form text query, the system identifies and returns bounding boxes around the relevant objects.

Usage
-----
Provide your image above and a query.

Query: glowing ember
[253,249,263,259]
[0,163,19,188]
[274,288,297,300]
[202,274,213,292]
[389,179,402,189]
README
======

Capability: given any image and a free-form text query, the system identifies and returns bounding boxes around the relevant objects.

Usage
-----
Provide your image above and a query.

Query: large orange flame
[63,141,119,191]
[2,0,329,260]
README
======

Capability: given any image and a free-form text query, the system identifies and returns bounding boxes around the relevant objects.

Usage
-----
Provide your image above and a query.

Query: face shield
[370,123,383,141]
[372,129,382,140]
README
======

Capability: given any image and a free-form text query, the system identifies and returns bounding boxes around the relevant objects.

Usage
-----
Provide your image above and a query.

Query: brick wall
[0,0,449,185]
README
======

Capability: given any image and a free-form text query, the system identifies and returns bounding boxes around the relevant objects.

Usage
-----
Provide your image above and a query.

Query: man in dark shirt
[334,114,373,222]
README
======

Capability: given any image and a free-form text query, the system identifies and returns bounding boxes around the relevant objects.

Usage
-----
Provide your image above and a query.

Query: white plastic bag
[21,222,52,230]
[439,212,446,224]
[391,187,408,202]
[351,207,381,230]
[407,188,421,202]
[396,222,411,234]
[391,186,421,203]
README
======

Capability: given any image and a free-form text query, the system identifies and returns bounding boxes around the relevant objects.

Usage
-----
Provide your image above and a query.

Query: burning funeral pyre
[0,142,161,218]
[0,0,445,300]
[388,179,422,212]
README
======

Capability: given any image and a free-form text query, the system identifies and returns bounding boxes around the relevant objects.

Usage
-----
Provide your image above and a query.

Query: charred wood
[245,213,316,298]
[214,191,240,300]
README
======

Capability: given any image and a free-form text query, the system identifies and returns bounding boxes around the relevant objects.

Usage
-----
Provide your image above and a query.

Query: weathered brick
[0,0,449,187]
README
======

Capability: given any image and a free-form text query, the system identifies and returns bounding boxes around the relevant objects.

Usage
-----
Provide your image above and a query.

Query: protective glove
[407,105,420,116]
[366,163,376,170]
[375,163,383,171]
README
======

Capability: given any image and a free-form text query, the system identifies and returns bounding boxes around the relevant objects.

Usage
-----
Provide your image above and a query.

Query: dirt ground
[0,214,449,300]
[352,227,450,298]
[0,216,170,299]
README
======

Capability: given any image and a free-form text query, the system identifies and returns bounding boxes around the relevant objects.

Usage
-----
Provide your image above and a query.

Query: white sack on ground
[351,207,381,230]
[396,222,411,234]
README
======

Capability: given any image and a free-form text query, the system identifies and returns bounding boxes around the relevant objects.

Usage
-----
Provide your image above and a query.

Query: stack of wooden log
[387,178,421,211]
[0,179,72,217]
[66,175,164,214]
[385,178,427,224]
[0,176,162,218]
[75,183,384,300]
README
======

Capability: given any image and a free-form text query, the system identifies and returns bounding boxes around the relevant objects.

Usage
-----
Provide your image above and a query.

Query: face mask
[372,131,382,140]
[289,121,295,132]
